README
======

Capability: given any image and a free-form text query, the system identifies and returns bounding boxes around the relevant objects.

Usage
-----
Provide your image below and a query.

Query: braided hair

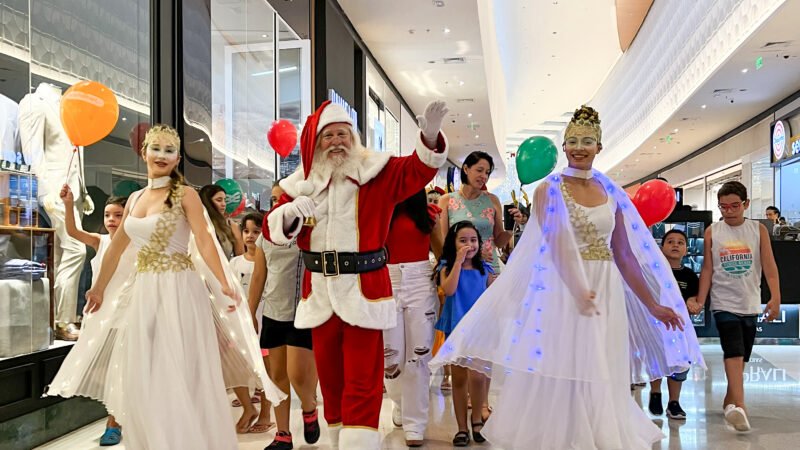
[141,124,185,208]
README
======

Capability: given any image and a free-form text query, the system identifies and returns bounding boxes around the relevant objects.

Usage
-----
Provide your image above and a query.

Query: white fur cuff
[416,131,449,169]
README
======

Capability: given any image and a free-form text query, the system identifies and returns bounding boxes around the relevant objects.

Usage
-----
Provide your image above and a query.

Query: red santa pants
[312,314,384,429]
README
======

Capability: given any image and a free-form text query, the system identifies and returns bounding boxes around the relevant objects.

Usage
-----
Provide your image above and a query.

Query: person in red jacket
[265,100,449,449]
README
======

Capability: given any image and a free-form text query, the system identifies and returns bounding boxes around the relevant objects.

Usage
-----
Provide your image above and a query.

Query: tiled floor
[36,345,800,449]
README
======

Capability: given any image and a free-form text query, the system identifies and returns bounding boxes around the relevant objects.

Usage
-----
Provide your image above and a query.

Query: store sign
[772,120,788,162]
[328,89,358,126]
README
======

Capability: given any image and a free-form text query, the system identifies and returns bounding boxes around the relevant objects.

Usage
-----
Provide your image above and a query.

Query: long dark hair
[199,184,235,245]
[441,221,485,276]
[460,151,494,185]
[391,189,433,234]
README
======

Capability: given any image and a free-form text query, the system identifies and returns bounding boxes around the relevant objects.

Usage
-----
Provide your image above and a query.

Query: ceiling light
[121,117,127,121]
[459,80,465,86]
[673,128,679,133]
[443,27,451,34]
[432,0,445,6]
[474,134,479,139]
[701,104,707,109]
[261,34,267,38]
[741,68,748,73]
[467,113,473,118]
[635,159,640,162]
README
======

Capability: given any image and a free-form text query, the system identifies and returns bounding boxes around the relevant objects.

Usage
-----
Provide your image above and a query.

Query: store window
[1,0,150,357]
[183,0,309,210]
[706,165,742,222]
[779,159,800,224]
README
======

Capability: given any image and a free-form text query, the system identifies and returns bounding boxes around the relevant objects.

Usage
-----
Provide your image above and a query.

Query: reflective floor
[36,345,800,449]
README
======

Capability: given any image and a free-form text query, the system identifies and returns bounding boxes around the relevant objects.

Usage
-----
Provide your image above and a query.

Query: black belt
[302,249,388,277]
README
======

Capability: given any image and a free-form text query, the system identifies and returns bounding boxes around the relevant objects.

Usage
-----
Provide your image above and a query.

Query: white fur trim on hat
[316,103,353,135]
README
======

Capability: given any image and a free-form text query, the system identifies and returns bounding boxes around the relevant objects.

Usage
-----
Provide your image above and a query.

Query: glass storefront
[1,0,150,358]
[0,0,307,360]
[183,0,310,211]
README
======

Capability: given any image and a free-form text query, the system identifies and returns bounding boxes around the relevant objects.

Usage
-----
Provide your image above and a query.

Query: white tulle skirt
[119,270,238,450]
[441,260,664,450]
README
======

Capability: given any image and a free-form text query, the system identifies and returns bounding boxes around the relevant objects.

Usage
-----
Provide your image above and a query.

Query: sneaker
[302,409,320,444]
[648,392,663,416]
[723,404,751,432]
[265,431,293,450]
[392,404,403,428]
[405,431,424,447]
[99,427,122,446]
[666,401,686,420]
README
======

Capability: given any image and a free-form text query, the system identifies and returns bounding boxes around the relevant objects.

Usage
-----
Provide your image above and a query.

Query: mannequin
[0,94,21,164]
[19,82,92,340]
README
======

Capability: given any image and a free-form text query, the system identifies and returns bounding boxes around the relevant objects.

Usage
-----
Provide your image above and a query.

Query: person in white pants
[383,189,444,447]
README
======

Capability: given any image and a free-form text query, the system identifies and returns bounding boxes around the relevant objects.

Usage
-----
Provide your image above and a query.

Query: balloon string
[64,146,77,186]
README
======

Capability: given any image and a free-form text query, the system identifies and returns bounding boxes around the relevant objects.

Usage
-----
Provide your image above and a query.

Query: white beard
[311,144,365,183]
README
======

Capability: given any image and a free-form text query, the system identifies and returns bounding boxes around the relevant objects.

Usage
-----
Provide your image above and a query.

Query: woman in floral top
[438,151,511,274]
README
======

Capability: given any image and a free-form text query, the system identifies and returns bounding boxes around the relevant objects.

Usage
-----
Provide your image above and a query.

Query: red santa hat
[430,186,445,195]
[297,101,354,195]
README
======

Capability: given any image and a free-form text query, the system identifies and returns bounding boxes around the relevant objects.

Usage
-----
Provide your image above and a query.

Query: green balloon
[214,178,244,215]
[112,179,143,198]
[516,136,558,185]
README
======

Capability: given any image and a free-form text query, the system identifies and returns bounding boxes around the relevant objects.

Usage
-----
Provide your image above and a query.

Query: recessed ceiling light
[459,80,465,86]
[701,104,707,109]
[121,117,127,121]
[474,134,479,139]
[741,68,748,73]
[261,34,267,38]
[635,159,640,162]
[673,128,679,133]
[443,27,451,34]
[467,113,473,118]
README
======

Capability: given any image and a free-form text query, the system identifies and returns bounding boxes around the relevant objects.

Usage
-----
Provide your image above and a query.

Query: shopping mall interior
[2,0,800,449]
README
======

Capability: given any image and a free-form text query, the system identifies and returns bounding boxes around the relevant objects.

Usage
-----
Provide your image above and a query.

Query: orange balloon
[60,81,119,147]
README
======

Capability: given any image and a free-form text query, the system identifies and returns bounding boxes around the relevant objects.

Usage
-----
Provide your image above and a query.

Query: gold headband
[564,105,602,143]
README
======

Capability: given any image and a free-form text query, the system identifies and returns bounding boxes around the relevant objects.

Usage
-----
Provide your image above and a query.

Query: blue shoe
[99,427,122,446]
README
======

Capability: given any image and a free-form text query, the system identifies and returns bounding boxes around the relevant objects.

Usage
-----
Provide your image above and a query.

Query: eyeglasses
[718,202,742,211]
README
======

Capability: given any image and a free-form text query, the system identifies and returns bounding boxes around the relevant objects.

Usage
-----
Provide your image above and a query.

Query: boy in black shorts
[693,181,781,432]
[648,229,698,420]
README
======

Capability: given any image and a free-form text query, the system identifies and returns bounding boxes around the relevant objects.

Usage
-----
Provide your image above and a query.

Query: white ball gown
[45,187,285,449]
[429,171,705,450]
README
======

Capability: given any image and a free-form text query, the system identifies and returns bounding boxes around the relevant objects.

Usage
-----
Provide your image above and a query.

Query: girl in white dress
[430,106,705,449]
[46,124,284,450]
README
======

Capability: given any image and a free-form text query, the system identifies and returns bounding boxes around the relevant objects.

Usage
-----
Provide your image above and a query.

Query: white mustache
[325,145,350,156]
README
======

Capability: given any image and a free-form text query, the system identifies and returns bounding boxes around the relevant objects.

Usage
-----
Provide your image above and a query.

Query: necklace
[148,176,171,189]
[562,167,593,180]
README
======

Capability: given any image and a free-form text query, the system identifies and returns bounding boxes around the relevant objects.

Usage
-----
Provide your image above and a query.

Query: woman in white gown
[45,124,285,449]
[430,106,705,449]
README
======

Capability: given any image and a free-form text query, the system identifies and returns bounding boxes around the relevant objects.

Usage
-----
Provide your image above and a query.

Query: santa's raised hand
[417,100,449,148]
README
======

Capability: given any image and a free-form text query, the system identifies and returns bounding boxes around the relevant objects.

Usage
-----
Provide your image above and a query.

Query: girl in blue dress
[435,221,495,446]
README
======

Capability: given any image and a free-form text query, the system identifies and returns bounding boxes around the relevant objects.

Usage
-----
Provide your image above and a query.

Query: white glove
[282,196,316,223]
[416,100,449,146]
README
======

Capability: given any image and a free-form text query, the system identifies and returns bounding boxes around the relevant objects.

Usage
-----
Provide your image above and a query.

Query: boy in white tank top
[60,184,127,446]
[692,181,781,433]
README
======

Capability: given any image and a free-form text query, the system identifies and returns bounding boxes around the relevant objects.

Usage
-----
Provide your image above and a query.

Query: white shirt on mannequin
[18,83,85,203]
[0,94,21,164]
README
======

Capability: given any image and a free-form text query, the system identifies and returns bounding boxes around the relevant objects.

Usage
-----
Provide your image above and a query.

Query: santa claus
[265,100,449,448]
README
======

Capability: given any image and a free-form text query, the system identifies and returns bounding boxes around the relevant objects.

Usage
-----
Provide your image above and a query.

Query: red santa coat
[266,132,448,330]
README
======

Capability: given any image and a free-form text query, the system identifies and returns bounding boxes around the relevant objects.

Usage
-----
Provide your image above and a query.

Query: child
[694,181,781,432]
[228,212,274,434]
[60,184,126,447]
[648,229,698,420]
[435,221,495,447]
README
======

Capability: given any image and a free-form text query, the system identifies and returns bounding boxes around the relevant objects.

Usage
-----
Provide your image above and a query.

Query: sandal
[472,421,486,443]
[440,377,452,392]
[481,405,493,423]
[248,421,275,433]
[453,431,470,447]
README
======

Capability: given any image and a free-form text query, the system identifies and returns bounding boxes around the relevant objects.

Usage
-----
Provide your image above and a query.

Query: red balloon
[632,180,677,227]
[128,122,151,156]
[268,119,298,157]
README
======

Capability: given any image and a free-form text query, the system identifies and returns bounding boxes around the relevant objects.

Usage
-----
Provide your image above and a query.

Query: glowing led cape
[45,190,285,416]
[429,170,705,383]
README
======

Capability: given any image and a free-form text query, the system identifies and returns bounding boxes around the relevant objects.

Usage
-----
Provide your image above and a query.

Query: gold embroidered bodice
[125,187,196,273]
[560,181,614,261]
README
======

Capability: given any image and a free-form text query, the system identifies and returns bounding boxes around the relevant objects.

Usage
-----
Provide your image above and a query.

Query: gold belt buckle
[322,250,339,277]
